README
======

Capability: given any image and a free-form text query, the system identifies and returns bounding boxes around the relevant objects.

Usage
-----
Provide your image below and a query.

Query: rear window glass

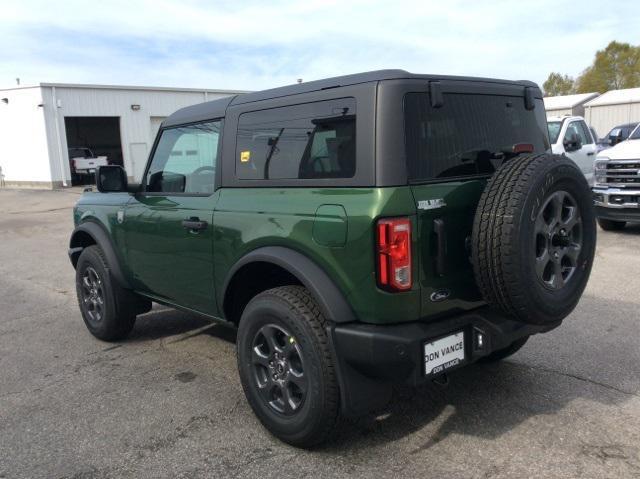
[404,93,549,181]
[236,98,356,180]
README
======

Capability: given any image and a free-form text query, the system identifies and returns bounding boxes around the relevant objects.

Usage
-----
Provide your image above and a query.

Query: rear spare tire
[472,153,596,325]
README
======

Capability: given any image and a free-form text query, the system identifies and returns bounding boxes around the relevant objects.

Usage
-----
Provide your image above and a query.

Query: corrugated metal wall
[545,108,573,117]
[585,102,640,138]
[545,106,586,118]
[42,86,235,183]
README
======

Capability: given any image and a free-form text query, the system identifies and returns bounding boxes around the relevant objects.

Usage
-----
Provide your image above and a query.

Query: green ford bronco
[69,70,596,447]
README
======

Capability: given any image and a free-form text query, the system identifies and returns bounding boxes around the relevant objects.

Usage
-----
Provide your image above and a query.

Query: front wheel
[75,245,148,341]
[236,286,339,448]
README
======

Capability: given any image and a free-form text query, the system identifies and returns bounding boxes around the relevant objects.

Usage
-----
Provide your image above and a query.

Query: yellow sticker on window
[240,151,251,163]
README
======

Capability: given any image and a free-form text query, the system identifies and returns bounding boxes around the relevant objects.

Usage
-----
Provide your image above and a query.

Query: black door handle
[433,219,447,277]
[182,217,208,231]
[587,151,595,156]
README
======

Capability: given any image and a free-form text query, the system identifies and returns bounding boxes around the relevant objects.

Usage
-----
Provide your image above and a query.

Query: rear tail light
[376,217,412,291]
[512,143,534,154]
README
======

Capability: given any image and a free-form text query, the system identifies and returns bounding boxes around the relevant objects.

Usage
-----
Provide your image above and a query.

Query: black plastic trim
[68,221,132,289]
[221,246,356,324]
[330,307,560,417]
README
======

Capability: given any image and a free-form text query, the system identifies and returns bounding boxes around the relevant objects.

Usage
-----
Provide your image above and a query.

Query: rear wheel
[597,218,626,231]
[472,153,596,325]
[236,286,339,448]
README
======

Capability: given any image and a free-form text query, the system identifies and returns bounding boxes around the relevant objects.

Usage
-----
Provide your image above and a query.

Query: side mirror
[564,133,581,152]
[96,165,128,193]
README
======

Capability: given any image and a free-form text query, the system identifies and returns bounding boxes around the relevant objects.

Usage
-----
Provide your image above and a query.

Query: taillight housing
[376,217,412,291]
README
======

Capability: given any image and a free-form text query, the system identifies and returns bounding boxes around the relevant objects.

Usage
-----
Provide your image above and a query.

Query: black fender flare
[221,246,356,324]
[68,221,132,289]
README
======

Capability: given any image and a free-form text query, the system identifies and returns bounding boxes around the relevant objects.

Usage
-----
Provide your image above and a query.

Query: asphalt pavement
[1,188,639,479]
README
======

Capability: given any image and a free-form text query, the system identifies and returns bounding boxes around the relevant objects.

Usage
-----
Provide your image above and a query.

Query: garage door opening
[64,117,123,186]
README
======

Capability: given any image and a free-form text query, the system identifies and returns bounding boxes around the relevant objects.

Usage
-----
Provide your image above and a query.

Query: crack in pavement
[513,361,639,398]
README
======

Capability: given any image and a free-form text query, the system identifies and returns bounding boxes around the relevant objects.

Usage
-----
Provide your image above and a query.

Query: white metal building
[543,92,600,118]
[584,87,640,138]
[0,83,244,188]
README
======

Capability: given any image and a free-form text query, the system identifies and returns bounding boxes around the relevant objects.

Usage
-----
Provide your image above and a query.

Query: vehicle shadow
[120,294,637,452]
[605,222,640,235]
[125,305,236,344]
[321,293,639,452]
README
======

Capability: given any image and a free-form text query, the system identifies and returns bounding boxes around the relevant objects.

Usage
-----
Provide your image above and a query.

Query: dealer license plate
[424,331,465,376]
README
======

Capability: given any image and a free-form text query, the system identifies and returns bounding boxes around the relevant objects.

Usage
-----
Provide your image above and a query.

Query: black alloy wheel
[533,190,583,290]
[251,323,308,416]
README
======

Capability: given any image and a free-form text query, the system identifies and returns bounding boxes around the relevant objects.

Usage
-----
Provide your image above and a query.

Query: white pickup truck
[593,124,640,230]
[68,147,108,179]
[547,116,598,185]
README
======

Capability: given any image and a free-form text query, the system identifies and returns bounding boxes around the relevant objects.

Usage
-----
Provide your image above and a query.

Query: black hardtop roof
[163,69,540,127]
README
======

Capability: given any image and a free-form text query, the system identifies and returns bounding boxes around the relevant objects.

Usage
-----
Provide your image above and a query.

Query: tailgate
[410,180,486,318]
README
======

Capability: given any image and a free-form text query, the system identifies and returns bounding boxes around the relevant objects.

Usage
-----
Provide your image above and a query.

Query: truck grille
[603,160,640,188]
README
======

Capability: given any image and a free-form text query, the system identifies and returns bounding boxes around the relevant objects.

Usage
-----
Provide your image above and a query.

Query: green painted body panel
[212,187,420,324]
[74,191,132,275]
[122,193,219,314]
[312,204,348,247]
[73,181,486,325]
[409,180,487,318]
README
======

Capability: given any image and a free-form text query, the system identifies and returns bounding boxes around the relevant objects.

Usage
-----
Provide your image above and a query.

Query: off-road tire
[597,218,626,231]
[472,153,596,325]
[75,245,145,341]
[236,286,339,448]
[479,336,529,363]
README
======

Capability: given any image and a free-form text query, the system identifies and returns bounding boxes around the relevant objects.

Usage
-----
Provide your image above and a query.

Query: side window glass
[564,122,585,144]
[236,98,356,180]
[576,121,591,145]
[146,120,221,194]
[579,121,593,144]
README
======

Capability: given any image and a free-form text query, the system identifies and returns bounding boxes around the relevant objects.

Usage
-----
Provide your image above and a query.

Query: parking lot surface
[1,188,639,479]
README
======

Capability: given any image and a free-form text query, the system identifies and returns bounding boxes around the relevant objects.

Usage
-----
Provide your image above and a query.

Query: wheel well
[223,261,302,325]
[69,230,97,267]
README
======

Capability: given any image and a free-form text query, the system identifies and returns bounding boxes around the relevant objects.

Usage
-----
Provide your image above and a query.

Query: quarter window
[146,120,221,194]
[236,99,356,180]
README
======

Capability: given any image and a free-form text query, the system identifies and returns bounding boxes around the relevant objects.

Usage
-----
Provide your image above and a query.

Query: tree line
[543,41,640,96]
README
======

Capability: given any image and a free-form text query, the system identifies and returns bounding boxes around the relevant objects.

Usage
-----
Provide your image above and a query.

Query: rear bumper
[329,308,559,416]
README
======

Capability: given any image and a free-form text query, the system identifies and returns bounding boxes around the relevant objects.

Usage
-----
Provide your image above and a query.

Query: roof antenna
[296,78,303,84]
[16,77,20,86]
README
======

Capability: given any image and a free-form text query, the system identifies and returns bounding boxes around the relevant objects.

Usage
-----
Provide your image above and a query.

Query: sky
[1,0,639,91]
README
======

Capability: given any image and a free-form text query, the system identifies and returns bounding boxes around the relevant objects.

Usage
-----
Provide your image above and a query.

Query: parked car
[69,70,596,447]
[68,147,108,181]
[547,116,598,184]
[593,123,640,230]
[596,122,639,152]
